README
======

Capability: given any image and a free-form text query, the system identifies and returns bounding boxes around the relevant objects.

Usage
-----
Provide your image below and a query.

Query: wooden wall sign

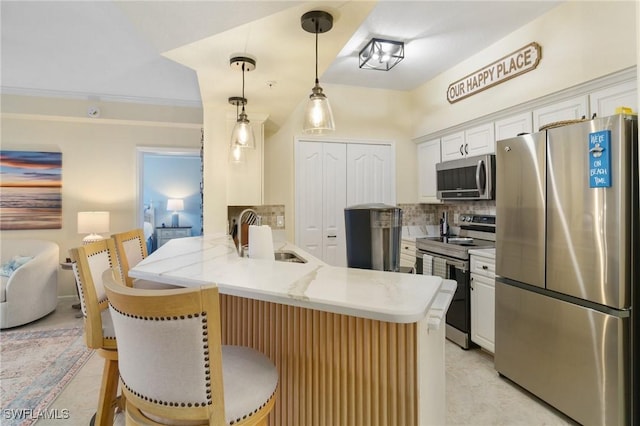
[447,42,541,103]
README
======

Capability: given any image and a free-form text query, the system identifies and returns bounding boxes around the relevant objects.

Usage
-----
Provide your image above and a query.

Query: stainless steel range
[416,214,496,349]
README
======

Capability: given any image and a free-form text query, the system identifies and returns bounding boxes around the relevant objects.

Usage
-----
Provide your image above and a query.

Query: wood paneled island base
[220,294,442,426]
[129,236,450,425]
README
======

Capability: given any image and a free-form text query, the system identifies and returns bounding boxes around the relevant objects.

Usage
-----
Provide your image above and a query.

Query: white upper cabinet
[465,123,495,157]
[417,138,441,203]
[440,131,465,161]
[589,80,638,118]
[441,123,494,161]
[346,143,395,207]
[495,112,533,141]
[533,95,589,131]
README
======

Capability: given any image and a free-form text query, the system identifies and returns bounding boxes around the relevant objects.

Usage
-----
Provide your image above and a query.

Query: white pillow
[0,255,33,277]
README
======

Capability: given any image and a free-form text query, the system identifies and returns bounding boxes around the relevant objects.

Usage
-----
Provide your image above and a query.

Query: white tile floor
[14,298,576,425]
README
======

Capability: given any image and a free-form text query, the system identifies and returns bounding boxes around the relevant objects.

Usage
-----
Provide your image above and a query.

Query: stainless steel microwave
[436,154,495,200]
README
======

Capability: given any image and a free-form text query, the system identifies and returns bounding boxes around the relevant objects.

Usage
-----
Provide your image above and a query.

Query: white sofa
[1,239,59,329]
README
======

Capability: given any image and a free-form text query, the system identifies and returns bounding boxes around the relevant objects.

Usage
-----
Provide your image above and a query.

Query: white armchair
[0,239,59,329]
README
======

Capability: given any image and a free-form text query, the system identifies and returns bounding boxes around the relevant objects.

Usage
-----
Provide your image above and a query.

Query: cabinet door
[471,273,495,353]
[589,80,638,117]
[322,143,347,267]
[495,112,533,141]
[465,123,495,156]
[295,141,325,260]
[441,131,465,161]
[533,95,588,132]
[295,141,347,267]
[417,139,441,203]
[346,144,395,207]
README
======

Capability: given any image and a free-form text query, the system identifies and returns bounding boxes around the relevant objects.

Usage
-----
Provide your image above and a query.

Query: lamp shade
[78,211,110,244]
[301,10,335,134]
[303,83,335,133]
[230,113,256,149]
[77,211,110,234]
[166,199,184,212]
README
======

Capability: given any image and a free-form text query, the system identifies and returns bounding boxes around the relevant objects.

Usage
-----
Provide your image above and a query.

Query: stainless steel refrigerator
[495,114,638,426]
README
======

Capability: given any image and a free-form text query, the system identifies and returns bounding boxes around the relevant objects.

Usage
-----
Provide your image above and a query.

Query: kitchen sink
[273,250,307,263]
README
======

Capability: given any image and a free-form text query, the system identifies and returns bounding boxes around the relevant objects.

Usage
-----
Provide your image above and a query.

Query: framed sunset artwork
[0,150,62,230]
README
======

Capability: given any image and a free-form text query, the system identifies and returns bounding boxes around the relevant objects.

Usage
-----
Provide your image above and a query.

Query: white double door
[295,140,395,266]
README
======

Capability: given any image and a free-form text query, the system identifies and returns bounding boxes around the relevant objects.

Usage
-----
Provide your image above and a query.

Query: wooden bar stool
[70,239,123,425]
[102,269,279,425]
[112,228,178,290]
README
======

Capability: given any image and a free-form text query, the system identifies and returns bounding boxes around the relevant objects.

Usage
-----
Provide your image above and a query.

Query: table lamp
[167,199,184,227]
[77,211,110,244]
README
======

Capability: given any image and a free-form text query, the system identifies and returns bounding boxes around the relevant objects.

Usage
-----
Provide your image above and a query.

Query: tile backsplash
[228,202,492,235]
[399,201,496,227]
[228,204,286,231]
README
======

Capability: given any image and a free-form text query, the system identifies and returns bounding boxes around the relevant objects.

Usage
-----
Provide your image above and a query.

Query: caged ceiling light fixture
[359,38,405,71]
[301,10,335,134]
[229,56,256,149]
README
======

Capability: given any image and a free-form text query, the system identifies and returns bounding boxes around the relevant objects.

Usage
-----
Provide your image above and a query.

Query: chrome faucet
[236,208,260,257]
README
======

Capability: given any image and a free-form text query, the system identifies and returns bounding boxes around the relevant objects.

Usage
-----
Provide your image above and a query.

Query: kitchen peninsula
[129,234,455,426]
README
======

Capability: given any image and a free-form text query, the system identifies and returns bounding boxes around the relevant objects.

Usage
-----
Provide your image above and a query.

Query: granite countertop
[129,234,444,324]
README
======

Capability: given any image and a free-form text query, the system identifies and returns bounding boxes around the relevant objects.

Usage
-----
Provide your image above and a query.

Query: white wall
[1,95,202,296]
[264,84,415,242]
[411,1,638,137]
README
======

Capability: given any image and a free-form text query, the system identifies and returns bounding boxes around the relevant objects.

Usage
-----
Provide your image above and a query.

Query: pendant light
[301,10,335,134]
[229,56,256,149]
[228,96,247,164]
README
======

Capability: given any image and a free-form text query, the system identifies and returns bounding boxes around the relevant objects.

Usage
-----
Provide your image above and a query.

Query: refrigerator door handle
[476,159,486,195]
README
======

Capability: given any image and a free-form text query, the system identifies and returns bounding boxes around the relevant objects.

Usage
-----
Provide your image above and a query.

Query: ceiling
[1,1,561,133]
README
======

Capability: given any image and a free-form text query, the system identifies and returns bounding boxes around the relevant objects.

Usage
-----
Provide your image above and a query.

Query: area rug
[0,327,93,426]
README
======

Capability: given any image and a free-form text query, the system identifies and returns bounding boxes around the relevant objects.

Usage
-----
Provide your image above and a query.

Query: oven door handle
[417,250,468,272]
[445,258,467,271]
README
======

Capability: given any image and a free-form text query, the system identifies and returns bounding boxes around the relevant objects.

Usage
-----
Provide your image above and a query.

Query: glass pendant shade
[303,83,335,133]
[301,10,335,134]
[229,142,246,164]
[230,109,255,149]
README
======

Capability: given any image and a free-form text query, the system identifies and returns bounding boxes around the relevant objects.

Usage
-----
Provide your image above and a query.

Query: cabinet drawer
[401,239,416,254]
[470,256,495,277]
[158,228,190,238]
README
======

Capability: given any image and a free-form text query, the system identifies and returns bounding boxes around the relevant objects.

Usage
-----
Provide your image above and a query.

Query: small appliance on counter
[344,204,402,272]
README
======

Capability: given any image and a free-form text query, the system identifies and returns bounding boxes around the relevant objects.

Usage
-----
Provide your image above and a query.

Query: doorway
[136,147,203,252]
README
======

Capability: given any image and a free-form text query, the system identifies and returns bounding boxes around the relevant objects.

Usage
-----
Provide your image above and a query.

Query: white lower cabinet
[400,238,417,269]
[470,252,495,353]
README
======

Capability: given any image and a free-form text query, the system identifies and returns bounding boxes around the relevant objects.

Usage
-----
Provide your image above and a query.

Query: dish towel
[433,257,448,279]
[422,254,433,275]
